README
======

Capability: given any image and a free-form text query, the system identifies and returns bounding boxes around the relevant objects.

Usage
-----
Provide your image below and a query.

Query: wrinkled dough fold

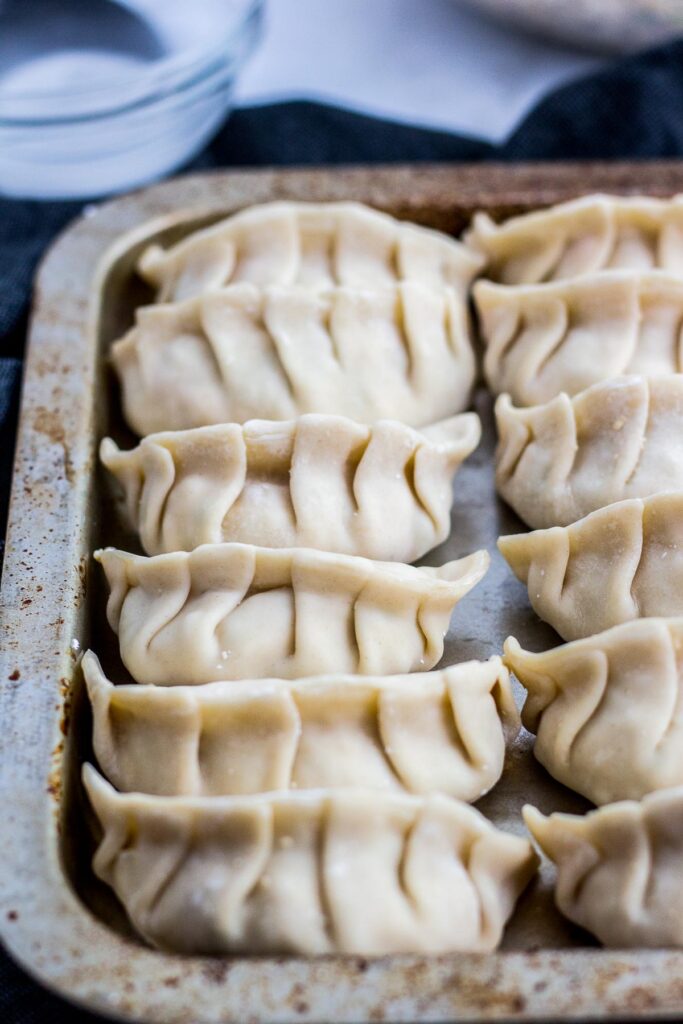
[138,200,484,302]
[524,787,683,947]
[505,619,683,805]
[110,282,476,435]
[84,765,537,955]
[475,271,683,406]
[499,492,683,639]
[95,543,489,685]
[100,412,481,559]
[465,193,683,285]
[495,375,683,528]
[84,650,519,801]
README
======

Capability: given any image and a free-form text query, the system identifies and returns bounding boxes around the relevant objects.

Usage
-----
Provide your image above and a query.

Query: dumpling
[524,788,683,948]
[111,283,476,435]
[115,280,478,440]
[499,493,683,640]
[465,193,683,285]
[504,619,683,805]
[95,544,489,685]
[495,375,683,529]
[138,200,483,302]
[100,412,480,559]
[84,650,519,801]
[475,271,683,407]
[83,764,538,955]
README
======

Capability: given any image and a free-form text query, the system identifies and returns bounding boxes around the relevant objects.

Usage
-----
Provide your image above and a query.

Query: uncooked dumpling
[111,283,477,435]
[495,375,683,529]
[95,543,489,685]
[465,194,683,285]
[505,619,683,805]
[138,201,484,302]
[499,492,683,640]
[84,650,519,802]
[100,412,481,559]
[475,271,683,407]
[83,764,538,955]
[524,788,683,947]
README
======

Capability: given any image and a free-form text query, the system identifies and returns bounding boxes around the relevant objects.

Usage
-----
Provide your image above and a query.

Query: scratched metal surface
[3,163,683,1023]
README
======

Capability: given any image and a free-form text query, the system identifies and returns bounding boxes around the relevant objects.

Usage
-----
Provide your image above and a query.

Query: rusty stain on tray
[32,408,75,485]
[3,163,683,1023]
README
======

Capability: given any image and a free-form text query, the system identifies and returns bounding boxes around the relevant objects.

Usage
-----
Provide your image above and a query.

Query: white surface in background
[235,0,604,143]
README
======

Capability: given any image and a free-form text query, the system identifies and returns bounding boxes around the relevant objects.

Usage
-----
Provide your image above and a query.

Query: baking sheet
[3,163,683,1022]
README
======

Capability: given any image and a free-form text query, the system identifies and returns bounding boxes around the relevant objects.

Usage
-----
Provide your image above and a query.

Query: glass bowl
[0,0,263,199]
[461,0,683,54]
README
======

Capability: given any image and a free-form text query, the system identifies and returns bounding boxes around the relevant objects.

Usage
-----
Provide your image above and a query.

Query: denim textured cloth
[3,37,683,1021]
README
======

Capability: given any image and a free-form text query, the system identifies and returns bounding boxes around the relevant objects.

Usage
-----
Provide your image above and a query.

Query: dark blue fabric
[4,36,683,1021]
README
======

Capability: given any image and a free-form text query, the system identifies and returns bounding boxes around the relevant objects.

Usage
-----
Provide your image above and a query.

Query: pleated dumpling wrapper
[95,544,489,686]
[475,271,683,407]
[84,650,519,802]
[100,412,481,560]
[524,788,683,948]
[499,493,683,641]
[138,200,484,302]
[495,375,683,529]
[110,282,476,436]
[504,620,683,806]
[465,193,683,285]
[83,765,538,956]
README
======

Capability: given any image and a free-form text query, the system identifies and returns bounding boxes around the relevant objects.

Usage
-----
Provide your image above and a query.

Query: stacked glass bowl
[0,0,263,198]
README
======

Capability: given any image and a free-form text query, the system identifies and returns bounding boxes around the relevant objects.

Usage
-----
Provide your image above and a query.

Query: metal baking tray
[3,162,683,1023]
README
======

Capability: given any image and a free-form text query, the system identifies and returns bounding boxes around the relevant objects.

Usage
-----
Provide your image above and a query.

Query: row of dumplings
[89,194,683,955]
[477,195,683,948]
[84,202,540,956]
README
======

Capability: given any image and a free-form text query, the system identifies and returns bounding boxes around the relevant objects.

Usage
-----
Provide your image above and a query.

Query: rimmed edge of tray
[3,164,683,1023]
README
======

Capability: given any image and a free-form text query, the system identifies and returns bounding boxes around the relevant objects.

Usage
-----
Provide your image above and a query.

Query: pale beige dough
[84,764,537,956]
[505,619,683,806]
[465,193,683,285]
[499,492,683,640]
[525,787,683,948]
[84,650,519,802]
[95,543,489,686]
[138,200,483,302]
[475,271,683,406]
[111,282,477,435]
[495,375,683,529]
[100,412,480,560]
